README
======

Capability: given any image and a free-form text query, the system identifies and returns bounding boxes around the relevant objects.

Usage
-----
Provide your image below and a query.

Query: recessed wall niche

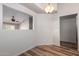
[3,5,33,30]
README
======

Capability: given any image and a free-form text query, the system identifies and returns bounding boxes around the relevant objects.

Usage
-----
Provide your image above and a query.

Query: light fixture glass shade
[45,4,54,13]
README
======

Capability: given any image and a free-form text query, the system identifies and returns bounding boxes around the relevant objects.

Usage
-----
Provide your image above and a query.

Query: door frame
[59,13,78,50]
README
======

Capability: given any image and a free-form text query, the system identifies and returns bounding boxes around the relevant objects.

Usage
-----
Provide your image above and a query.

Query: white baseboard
[15,45,37,56]
[15,42,60,56]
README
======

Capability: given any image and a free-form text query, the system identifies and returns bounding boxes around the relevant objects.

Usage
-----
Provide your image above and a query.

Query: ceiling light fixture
[45,3,54,14]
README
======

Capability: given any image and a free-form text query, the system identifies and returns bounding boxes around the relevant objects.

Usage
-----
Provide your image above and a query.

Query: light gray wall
[58,3,79,51]
[0,4,37,56]
[36,14,60,46]
[60,15,77,43]
[36,3,79,51]
[0,4,2,30]
[1,3,79,55]
[0,30,36,56]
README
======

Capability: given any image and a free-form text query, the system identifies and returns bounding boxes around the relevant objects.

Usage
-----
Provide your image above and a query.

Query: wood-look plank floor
[60,41,77,50]
[19,45,79,56]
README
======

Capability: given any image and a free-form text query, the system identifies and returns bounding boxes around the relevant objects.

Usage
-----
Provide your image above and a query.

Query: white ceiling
[20,3,58,14]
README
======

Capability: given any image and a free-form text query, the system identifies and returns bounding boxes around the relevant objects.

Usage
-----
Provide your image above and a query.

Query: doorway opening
[60,14,78,50]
